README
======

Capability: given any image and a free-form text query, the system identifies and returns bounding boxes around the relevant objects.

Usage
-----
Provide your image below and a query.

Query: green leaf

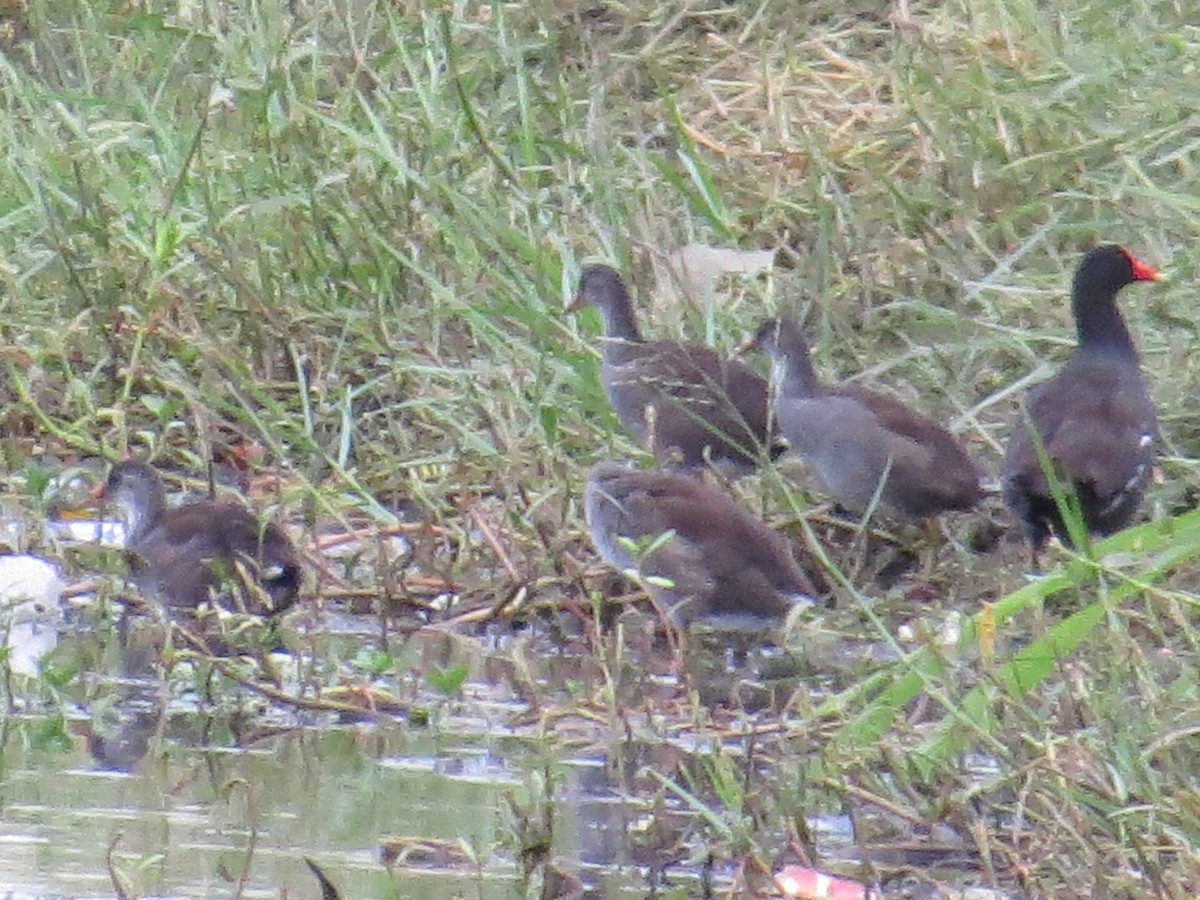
[351,647,394,677]
[427,662,469,696]
[24,463,52,498]
[140,394,185,422]
[538,404,558,444]
[821,507,1200,771]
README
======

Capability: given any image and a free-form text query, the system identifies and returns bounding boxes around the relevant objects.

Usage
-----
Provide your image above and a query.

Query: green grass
[2,0,1200,895]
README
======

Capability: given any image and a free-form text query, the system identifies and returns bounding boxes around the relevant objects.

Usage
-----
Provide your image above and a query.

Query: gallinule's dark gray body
[570,265,776,471]
[746,319,983,521]
[95,461,301,616]
[583,461,815,627]
[1002,245,1160,552]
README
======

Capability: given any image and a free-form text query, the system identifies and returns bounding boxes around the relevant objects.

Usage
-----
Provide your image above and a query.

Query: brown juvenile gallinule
[569,264,776,471]
[93,461,301,617]
[744,318,983,521]
[583,460,816,628]
[1002,244,1161,553]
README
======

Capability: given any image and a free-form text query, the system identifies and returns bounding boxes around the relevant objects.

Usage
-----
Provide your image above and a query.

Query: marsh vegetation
[1,1,1199,897]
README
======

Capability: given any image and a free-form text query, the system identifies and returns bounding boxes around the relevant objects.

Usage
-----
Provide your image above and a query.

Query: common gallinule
[744,318,983,521]
[583,461,816,627]
[93,461,301,617]
[1002,245,1161,553]
[569,264,776,471]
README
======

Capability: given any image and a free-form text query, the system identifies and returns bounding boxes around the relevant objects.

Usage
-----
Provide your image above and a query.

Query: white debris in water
[43,518,128,547]
[0,555,64,620]
[320,532,411,560]
[897,610,963,647]
[0,554,66,677]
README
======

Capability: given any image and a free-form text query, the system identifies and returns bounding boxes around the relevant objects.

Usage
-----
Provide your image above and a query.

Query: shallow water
[0,616,866,898]
[0,632,1020,899]
[0,510,1019,899]
[1,721,525,897]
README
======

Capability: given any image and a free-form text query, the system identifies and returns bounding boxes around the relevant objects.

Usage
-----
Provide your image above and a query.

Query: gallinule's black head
[570,264,777,472]
[746,318,820,396]
[572,264,643,343]
[99,462,168,546]
[583,461,816,629]
[1070,244,1160,352]
[1002,245,1161,553]
[95,461,301,617]
[744,318,983,521]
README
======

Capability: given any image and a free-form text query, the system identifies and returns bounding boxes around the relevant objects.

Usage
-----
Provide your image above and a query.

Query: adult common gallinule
[1002,245,1161,553]
[569,264,776,471]
[583,461,816,628]
[744,318,983,521]
[94,461,301,617]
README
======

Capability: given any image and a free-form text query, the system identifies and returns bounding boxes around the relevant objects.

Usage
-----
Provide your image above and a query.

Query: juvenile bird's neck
[114,490,165,546]
[772,348,819,397]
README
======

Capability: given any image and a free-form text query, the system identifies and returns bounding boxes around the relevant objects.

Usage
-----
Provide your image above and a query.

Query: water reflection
[78,617,167,773]
[0,593,1020,899]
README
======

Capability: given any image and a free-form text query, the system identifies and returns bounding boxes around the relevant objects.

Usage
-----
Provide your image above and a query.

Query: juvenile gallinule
[570,264,776,471]
[94,461,301,617]
[1002,244,1161,553]
[744,318,983,521]
[583,461,816,628]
